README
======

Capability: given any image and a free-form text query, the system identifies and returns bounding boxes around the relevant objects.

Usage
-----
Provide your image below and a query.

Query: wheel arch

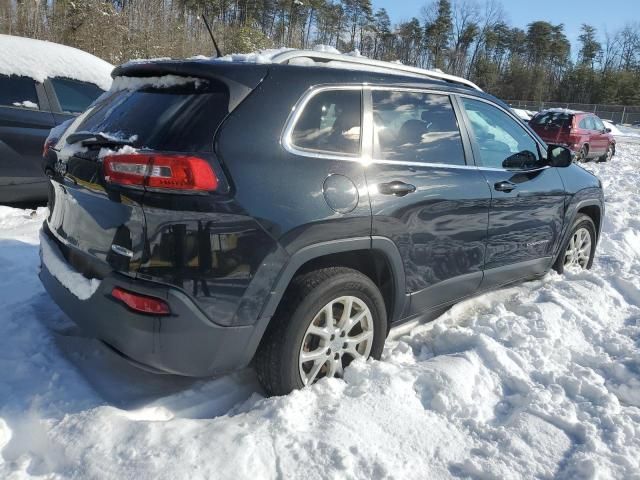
[259,237,407,326]
[553,198,603,268]
[242,237,408,367]
[576,201,602,241]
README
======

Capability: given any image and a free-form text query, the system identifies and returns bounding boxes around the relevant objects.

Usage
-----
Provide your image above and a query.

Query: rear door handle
[494,181,516,192]
[378,181,416,196]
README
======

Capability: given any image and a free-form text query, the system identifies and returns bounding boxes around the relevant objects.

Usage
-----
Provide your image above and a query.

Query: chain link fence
[506,100,640,125]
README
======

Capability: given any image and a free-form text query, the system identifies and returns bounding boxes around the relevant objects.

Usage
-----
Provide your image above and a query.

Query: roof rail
[270,50,482,91]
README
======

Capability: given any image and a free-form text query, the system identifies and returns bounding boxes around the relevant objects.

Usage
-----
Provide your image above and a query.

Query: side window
[372,90,466,165]
[461,97,541,169]
[582,116,596,130]
[0,75,39,109]
[290,89,361,155]
[579,117,589,129]
[593,116,605,131]
[50,78,104,114]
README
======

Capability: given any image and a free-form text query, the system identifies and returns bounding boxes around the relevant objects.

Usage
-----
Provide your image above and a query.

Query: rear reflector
[103,153,218,191]
[111,287,171,315]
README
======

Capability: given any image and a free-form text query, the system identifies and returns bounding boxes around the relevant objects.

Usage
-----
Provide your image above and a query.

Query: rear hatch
[45,60,267,283]
[529,111,573,144]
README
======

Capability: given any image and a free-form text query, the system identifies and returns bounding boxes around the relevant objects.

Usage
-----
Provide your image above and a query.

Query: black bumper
[39,232,262,377]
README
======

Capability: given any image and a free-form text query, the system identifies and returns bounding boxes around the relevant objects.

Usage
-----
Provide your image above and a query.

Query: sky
[371,0,640,46]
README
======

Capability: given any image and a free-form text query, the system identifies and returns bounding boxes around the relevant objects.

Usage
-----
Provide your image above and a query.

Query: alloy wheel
[576,147,587,162]
[605,146,613,162]
[298,295,374,385]
[564,227,592,269]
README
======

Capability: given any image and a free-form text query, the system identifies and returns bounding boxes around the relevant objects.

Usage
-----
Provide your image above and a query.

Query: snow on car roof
[0,35,114,90]
[539,107,584,115]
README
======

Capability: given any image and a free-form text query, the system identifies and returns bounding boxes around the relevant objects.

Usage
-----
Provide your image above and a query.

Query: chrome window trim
[281,85,365,161]
[282,84,552,174]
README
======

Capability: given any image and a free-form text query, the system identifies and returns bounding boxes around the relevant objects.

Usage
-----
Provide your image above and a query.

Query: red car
[529,109,615,162]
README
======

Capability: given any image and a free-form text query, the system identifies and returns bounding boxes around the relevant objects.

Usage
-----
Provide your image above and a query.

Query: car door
[364,88,491,318]
[0,75,56,190]
[457,96,566,289]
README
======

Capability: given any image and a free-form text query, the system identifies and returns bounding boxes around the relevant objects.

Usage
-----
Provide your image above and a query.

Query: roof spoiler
[112,60,269,111]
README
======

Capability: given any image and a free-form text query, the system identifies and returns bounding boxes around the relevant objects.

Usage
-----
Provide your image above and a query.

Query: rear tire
[254,267,387,396]
[576,145,588,162]
[553,214,597,274]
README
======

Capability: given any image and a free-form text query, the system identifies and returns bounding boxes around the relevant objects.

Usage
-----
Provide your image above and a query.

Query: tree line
[1,0,639,106]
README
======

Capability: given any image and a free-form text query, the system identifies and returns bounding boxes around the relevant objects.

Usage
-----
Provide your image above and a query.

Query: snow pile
[0,35,113,90]
[616,125,640,139]
[1,143,640,478]
[602,120,622,135]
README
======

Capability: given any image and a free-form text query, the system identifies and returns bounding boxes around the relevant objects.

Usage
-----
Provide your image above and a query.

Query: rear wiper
[66,131,132,147]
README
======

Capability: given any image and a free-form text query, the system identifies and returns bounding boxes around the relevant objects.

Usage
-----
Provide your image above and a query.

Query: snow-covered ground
[1,142,640,479]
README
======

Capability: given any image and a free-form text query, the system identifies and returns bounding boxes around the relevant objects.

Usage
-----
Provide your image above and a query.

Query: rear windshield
[531,111,572,128]
[71,78,229,152]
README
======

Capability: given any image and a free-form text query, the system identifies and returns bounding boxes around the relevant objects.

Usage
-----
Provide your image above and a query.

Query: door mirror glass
[605,127,612,133]
[502,150,539,170]
[548,145,573,167]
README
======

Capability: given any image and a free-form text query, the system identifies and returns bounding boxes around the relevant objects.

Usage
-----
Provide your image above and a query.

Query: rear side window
[0,75,39,109]
[579,116,596,130]
[531,111,572,128]
[372,90,465,165]
[51,78,104,113]
[290,89,361,155]
[71,78,228,152]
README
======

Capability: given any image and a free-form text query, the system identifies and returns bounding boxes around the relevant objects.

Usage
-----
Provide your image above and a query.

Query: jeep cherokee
[39,50,604,396]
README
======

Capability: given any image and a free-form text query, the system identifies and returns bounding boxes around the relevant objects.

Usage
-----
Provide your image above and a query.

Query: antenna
[202,14,222,58]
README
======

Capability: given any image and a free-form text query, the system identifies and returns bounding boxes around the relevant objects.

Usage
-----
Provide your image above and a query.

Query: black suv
[39,51,604,396]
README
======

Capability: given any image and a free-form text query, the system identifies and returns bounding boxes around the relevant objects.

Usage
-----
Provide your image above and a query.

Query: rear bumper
[39,231,264,377]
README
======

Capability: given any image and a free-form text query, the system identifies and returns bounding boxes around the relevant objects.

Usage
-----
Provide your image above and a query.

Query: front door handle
[378,181,416,196]
[494,181,517,192]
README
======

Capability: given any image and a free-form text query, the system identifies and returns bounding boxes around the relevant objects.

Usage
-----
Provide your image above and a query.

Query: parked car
[529,109,615,162]
[39,51,604,396]
[0,34,112,203]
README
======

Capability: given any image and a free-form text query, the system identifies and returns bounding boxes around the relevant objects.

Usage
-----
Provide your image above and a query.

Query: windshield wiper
[66,131,133,147]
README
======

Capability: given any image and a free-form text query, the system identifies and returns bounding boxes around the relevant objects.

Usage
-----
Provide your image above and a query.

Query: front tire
[598,144,614,163]
[553,214,597,274]
[254,267,387,396]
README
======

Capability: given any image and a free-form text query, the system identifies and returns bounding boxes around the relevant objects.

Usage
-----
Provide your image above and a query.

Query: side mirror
[605,128,612,133]
[548,145,573,168]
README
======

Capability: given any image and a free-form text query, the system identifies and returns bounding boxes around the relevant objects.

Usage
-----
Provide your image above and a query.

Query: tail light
[103,153,218,192]
[111,287,171,315]
[43,138,57,156]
